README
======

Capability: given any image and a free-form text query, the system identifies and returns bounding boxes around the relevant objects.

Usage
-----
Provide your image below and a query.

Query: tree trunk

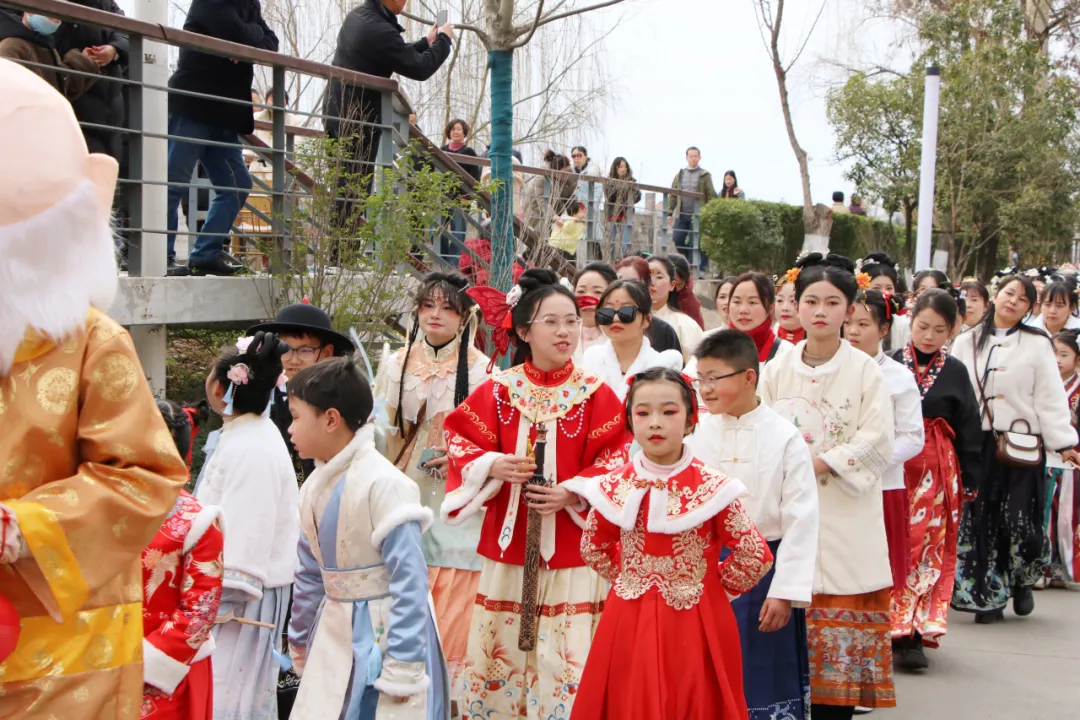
[488,48,515,293]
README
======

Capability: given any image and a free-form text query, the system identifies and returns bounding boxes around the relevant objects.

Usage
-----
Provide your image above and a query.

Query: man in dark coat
[0,10,99,99]
[51,0,128,161]
[326,0,453,206]
[165,0,278,276]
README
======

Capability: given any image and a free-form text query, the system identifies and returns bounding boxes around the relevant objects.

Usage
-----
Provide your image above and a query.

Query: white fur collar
[0,180,117,375]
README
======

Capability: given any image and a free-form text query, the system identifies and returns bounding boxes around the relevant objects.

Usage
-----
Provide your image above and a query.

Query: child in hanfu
[286,358,448,720]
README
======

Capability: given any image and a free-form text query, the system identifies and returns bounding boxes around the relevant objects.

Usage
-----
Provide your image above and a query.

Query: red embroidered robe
[570,452,774,720]
[140,491,224,720]
[441,360,630,569]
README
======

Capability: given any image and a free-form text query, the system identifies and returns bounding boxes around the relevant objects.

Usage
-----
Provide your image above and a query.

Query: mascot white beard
[0,60,121,376]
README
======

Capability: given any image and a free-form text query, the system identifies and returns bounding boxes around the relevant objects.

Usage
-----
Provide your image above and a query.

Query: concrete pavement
[877,587,1080,719]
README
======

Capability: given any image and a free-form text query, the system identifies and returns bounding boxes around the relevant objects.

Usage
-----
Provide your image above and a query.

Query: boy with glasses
[687,329,819,720]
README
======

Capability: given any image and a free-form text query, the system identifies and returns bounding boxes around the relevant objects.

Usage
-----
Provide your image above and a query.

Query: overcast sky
[578,0,912,206]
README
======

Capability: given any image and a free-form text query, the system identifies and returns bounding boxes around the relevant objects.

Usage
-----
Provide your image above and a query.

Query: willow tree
[407,0,625,290]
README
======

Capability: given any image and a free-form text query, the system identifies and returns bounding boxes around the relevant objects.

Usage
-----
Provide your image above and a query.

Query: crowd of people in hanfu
[5,55,1080,720]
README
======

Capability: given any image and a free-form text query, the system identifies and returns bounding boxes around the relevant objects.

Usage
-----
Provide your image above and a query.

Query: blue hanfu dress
[287,426,449,720]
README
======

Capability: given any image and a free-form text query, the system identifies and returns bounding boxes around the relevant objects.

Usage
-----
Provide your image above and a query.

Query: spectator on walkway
[718,170,744,199]
[53,0,128,163]
[326,0,452,194]
[442,118,481,181]
[830,190,849,215]
[0,11,99,98]
[550,201,587,260]
[604,157,641,257]
[667,147,716,272]
[849,194,866,216]
[165,0,278,276]
[570,144,602,207]
[522,149,578,234]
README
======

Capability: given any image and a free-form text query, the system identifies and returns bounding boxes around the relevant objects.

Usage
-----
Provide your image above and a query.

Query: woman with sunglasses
[582,279,684,399]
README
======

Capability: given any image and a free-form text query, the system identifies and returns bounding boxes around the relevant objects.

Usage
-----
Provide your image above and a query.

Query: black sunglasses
[596,307,640,325]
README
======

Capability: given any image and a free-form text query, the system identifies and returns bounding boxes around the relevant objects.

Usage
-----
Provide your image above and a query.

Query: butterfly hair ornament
[466,283,525,372]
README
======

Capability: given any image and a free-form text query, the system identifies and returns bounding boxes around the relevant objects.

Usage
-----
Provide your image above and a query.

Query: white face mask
[27,14,61,35]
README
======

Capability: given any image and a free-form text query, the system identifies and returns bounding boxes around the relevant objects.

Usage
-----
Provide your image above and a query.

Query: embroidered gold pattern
[614,522,709,610]
[588,417,620,440]
[719,501,773,595]
[580,512,618,584]
[458,403,498,444]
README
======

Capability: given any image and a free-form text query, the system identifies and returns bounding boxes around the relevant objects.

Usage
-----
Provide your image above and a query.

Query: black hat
[247,303,354,356]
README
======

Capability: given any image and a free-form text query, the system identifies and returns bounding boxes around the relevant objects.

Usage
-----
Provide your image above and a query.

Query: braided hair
[396,272,477,439]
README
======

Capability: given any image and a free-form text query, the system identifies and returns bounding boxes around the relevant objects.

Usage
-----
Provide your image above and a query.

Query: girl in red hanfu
[568,368,774,720]
[142,400,225,720]
[441,269,631,720]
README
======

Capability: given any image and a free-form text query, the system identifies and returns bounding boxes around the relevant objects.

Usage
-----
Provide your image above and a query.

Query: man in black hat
[248,302,355,481]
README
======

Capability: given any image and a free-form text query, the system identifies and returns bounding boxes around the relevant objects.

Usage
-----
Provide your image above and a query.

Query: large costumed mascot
[0,59,187,718]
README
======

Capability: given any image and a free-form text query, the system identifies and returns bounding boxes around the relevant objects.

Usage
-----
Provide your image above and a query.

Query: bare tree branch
[532,0,625,29]
[402,9,491,45]
[785,0,828,72]
[510,0,546,49]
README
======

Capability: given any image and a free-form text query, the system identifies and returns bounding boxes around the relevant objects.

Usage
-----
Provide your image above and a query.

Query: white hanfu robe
[194,414,301,720]
[288,425,448,720]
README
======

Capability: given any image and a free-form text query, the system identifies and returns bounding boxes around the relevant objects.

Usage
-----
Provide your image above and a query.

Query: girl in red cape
[566,368,774,720]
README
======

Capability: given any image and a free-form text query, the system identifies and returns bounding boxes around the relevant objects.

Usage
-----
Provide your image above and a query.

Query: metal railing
[2,0,707,389]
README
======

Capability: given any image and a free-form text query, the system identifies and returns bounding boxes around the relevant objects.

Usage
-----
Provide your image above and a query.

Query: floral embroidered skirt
[428,566,482,702]
[954,432,1049,612]
[1045,466,1080,582]
[892,420,961,645]
[460,561,605,720]
[807,589,896,709]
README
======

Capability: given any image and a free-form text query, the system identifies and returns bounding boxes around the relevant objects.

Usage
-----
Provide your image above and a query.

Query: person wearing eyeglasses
[582,279,684,400]
[687,329,818,720]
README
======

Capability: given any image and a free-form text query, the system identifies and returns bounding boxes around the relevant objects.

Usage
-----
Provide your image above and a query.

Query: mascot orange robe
[0,59,186,718]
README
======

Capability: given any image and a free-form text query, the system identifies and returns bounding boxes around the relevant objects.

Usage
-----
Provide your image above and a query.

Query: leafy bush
[701,198,898,273]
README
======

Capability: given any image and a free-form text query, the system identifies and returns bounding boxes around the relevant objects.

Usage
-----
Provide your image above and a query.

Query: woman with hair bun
[887,289,983,669]
[195,332,301,720]
[760,253,896,720]
[377,271,491,699]
[862,253,911,350]
[440,268,631,720]
[648,255,704,362]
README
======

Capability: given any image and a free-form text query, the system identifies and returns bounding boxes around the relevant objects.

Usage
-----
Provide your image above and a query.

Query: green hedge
[700,199,899,273]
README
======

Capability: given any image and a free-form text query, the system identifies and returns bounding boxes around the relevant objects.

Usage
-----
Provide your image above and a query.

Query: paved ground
[876,586,1080,719]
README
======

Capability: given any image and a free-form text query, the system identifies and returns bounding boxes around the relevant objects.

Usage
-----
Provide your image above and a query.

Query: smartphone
[436,9,448,26]
[417,447,445,473]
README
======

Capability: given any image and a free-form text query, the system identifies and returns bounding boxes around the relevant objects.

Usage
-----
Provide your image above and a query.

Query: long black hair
[156,399,210,468]
[975,275,1045,353]
[719,170,739,198]
[731,272,776,313]
[573,261,617,288]
[511,268,579,366]
[210,331,288,416]
[913,269,951,293]
[396,271,476,438]
[1041,280,1078,311]
[608,156,633,179]
[793,253,858,304]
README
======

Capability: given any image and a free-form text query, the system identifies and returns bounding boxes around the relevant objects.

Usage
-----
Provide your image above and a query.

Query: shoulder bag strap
[972,338,995,429]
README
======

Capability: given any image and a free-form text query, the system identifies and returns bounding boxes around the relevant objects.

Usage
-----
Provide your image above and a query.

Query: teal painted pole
[488,49,514,294]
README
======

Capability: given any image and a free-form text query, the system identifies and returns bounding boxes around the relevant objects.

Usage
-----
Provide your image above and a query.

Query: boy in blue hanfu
[286,357,448,720]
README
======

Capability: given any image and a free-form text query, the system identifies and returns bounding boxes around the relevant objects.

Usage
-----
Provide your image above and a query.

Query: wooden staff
[518,423,549,651]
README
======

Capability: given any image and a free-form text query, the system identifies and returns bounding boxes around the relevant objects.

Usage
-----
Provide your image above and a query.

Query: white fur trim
[142,638,191,695]
[0,180,117,375]
[191,635,216,664]
[373,656,430,697]
[650,478,746,534]
[440,451,504,525]
[581,482,648,531]
[370,506,434,550]
[183,506,223,555]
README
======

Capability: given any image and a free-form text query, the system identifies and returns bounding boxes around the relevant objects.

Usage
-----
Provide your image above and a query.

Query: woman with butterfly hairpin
[441,268,631,720]
[375,271,491,708]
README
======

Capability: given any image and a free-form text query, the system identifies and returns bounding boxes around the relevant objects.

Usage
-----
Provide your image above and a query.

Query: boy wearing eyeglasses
[686,329,819,720]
